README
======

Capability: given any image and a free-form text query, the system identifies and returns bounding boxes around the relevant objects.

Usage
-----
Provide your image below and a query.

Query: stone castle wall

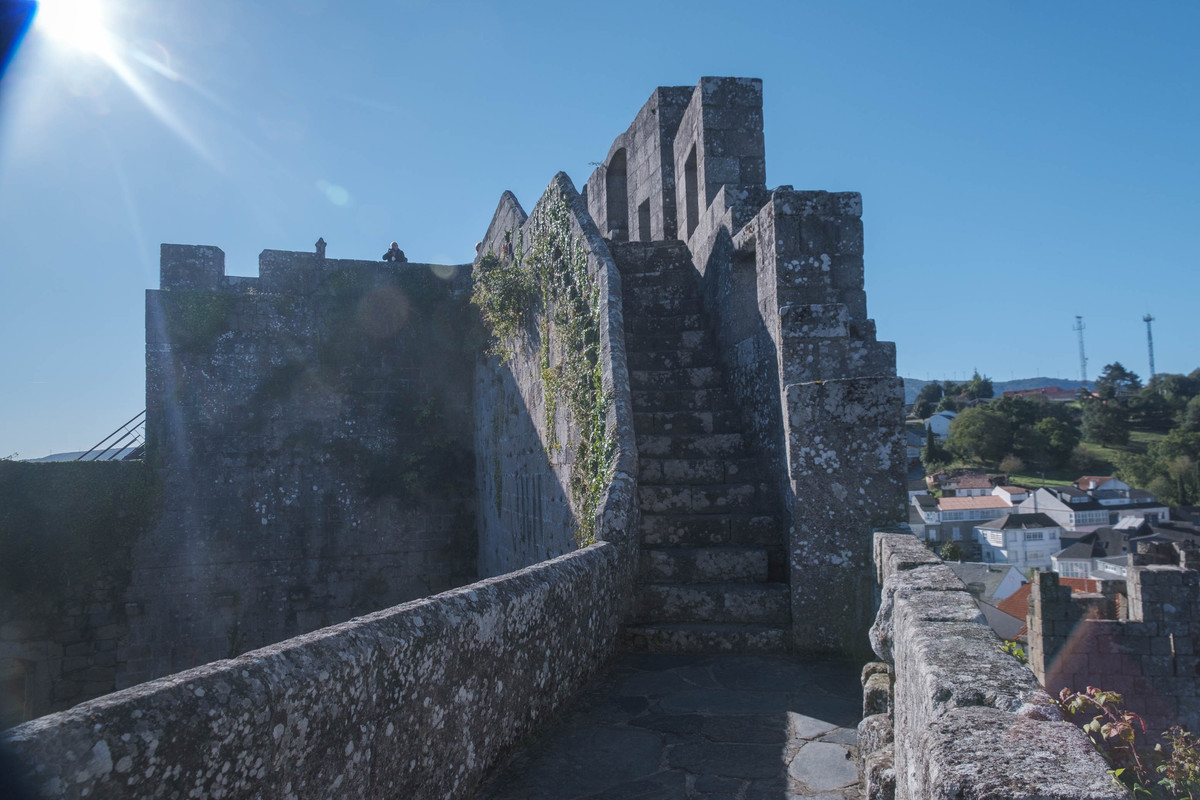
[0,461,156,726]
[123,246,478,688]
[4,167,643,799]
[3,543,628,800]
[1029,543,1200,738]
[474,173,639,578]
[584,77,906,657]
[862,532,1123,799]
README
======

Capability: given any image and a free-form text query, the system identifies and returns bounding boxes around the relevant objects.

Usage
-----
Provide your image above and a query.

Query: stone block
[863,671,891,716]
[862,745,896,800]
[160,244,225,290]
[857,713,893,757]
[900,706,1126,799]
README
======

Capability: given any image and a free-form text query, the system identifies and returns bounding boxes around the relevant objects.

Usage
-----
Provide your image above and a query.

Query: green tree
[1129,386,1174,431]
[913,382,943,419]
[967,371,994,400]
[921,426,951,470]
[1081,400,1129,446]
[935,394,960,414]
[946,406,1011,465]
[991,394,1042,428]
[1034,417,1081,469]
[1116,429,1200,505]
[1154,372,1200,417]
[939,541,963,561]
[1095,362,1142,401]
[1182,395,1200,433]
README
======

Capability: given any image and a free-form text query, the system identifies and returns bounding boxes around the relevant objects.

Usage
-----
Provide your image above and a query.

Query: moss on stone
[0,460,162,603]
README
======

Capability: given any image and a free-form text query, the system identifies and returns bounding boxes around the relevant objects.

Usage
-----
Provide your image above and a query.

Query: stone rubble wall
[474,173,639,578]
[861,531,1124,800]
[0,461,155,725]
[2,542,628,800]
[1030,543,1200,737]
[123,247,479,689]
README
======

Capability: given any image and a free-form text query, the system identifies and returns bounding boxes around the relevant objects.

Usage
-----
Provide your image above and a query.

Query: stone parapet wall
[3,542,627,800]
[861,531,1124,799]
[475,173,639,577]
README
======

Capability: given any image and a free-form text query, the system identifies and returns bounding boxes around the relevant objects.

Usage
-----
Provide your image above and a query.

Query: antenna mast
[1073,316,1088,384]
[1144,313,1156,383]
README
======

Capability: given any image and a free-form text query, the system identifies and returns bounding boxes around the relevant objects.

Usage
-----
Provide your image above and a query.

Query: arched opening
[605,149,628,241]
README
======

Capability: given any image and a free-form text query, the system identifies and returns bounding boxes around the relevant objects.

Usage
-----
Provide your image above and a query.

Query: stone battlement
[160,242,469,295]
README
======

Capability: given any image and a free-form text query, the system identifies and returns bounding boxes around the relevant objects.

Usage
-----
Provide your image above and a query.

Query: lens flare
[36,0,116,59]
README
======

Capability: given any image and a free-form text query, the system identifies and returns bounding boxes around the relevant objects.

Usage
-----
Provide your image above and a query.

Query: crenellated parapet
[1029,542,1200,738]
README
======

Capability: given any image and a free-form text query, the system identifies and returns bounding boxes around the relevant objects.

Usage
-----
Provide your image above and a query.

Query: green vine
[472,196,616,547]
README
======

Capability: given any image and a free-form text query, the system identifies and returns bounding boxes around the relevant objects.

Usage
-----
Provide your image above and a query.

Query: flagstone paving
[477,653,863,800]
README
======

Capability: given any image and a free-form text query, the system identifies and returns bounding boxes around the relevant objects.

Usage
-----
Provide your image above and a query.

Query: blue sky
[1,0,1197,458]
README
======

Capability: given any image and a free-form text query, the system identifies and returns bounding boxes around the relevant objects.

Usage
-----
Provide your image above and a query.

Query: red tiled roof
[950,475,994,489]
[939,496,1013,511]
[995,578,1099,620]
[1074,476,1114,490]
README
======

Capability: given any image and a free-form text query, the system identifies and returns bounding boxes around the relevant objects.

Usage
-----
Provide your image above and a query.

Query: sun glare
[36,0,116,59]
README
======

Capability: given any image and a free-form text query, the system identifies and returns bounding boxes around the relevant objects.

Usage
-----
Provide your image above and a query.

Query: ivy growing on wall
[472,196,615,547]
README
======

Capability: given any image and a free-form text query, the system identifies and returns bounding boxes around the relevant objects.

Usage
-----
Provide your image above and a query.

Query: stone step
[636,433,747,459]
[639,514,781,548]
[626,348,717,371]
[630,387,733,413]
[629,366,721,390]
[633,410,741,437]
[618,267,698,290]
[639,547,769,583]
[638,457,761,485]
[639,483,767,515]
[623,622,791,654]
[625,329,714,354]
[635,582,791,625]
[626,313,706,335]
[624,293,704,317]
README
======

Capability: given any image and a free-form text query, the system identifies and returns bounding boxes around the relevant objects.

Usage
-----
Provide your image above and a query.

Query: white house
[976,512,1063,571]
[944,474,994,497]
[938,495,1016,541]
[992,485,1028,505]
[926,410,957,440]
[1018,486,1170,532]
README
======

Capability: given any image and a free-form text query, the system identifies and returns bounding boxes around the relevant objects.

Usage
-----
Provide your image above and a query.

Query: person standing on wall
[383,242,407,263]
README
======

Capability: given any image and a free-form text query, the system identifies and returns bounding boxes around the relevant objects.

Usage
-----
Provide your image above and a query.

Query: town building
[975,512,1063,570]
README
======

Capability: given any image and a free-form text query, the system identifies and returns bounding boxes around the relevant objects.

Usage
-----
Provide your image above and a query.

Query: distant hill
[902,377,1093,405]
[25,448,138,463]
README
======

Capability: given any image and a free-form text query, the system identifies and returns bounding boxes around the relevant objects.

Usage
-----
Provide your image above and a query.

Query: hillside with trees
[918,364,1200,505]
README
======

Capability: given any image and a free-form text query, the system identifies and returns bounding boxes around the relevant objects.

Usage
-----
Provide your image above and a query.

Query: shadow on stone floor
[476,653,863,800]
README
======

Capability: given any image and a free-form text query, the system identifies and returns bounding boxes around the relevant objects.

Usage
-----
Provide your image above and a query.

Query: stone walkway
[477,653,863,800]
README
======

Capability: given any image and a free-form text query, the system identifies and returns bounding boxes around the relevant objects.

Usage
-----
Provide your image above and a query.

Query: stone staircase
[611,240,791,653]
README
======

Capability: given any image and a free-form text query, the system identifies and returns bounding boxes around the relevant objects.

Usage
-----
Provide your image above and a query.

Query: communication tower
[1144,313,1156,382]
[1073,316,1088,384]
